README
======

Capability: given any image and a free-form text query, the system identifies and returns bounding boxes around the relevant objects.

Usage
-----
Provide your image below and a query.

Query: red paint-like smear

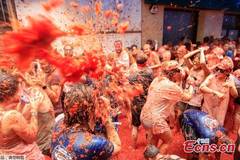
[1,16,64,70]
[95,1,102,16]
[0,55,16,69]
[104,10,114,19]
[42,0,64,12]
[117,21,129,33]
[70,1,79,8]
[1,15,106,82]
[70,24,86,35]
[45,50,106,82]
[111,17,118,27]
[125,84,143,100]
[80,6,90,14]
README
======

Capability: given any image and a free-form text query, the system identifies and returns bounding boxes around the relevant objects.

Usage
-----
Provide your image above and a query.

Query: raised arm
[199,48,210,75]
[183,48,201,59]
[45,85,61,104]
[100,97,121,154]
[183,49,201,69]
[105,118,121,154]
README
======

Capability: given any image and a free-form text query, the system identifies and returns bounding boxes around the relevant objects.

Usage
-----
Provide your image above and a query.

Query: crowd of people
[1,34,240,160]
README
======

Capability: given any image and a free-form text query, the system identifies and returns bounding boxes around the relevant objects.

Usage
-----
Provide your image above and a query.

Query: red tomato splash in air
[1,15,65,70]
[95,1,102,16]
[117,21,129,33]
[70,24,85,35]
[42,0,64,12]
[70,1,79,8]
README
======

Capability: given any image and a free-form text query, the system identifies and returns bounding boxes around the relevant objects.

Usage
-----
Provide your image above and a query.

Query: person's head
[215,57,233,78]
[191,53,201,69]
[131,44,138,52]
[144,145,184,160]
[158,46,166,56]
[176,45,187,59]
[143,44,151,56]
[184,42,192,51]
[61,84,95,128]
[114,40,123,54]
[225,46,234,58]
[203,36,210,44]
[211,47,224,57]
[144,145,159,160]
[233,69,240,80]
[24,61,47,87]
[162,60,182,82]
[166,42,173,50]
[64,44,74,57]
[0,71,19,103]
[39,60,55,75]
[223,43,229,52]
[209,36,214,43]
[136,51,148,65]
[161,50,171,62]
[146,39,155,51]
[125,46,130,51]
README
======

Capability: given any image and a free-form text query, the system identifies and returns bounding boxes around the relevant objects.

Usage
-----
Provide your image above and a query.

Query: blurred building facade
[0,0,240,47]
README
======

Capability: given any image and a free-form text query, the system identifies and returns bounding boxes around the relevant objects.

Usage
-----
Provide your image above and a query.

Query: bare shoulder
[2,110,23,125]
[3,110,21,118]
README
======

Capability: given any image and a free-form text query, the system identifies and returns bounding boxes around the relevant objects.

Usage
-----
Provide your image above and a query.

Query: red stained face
[143,44,151,55]
[114,41,122,53]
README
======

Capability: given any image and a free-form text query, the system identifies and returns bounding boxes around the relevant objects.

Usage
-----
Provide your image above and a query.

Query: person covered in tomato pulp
[51,83,121,160]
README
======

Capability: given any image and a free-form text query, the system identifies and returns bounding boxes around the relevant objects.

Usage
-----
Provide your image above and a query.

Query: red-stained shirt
[141,77,183,123]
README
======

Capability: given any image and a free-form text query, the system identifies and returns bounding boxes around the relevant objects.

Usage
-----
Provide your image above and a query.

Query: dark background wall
[163,9,198,45]
[145,0,240,12]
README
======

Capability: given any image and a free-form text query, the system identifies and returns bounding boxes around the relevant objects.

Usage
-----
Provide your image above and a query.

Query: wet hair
[203,36,210,44]
[144,145,159,159]
[131,44,137,50]
[164,68,181,78]
[184,42,191,51]
[0,72,18,102]
[196,41,201,48]
[126,46,131,51]
[114,40,122,45]
[190,53,200,63]
[146,39,155,51]
[136,53,148,64]
[61,84,94,127]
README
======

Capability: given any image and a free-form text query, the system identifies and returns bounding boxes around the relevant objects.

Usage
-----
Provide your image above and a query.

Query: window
[0,0,17,34]
[0,0,10,22]
[222,14,240,40]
